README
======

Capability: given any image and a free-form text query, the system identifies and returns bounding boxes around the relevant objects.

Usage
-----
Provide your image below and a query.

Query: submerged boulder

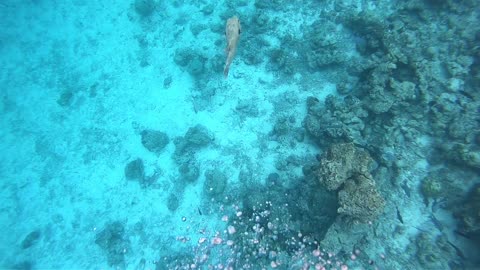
[95,221,130,267]
[315,143,385,223]
[203,169,227,198]
[141,129,169,154]
[337,174,385,223]
[173,124,214,162]
[134,0,156,17]
[316,143,373,191]
[125,158,145,181]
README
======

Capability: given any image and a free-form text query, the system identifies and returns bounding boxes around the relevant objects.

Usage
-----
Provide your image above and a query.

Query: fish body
[396,207,404,224]
[224,16,241,77]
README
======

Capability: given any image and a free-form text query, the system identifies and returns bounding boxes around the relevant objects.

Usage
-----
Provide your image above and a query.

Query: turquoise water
[1,0,479,269]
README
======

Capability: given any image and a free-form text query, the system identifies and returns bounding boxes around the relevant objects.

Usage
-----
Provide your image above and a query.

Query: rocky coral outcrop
[95,221,130,267]
[203,169,227,198]
[338,174,385,222]
[141,129,169,154]
[316,143,372,191]
[134,0,156,17]
[304,95,368,147]
[173,124,214,163]
[453,184,480,241]
[316,143,385,223]
[305,19,354,69]
[406,232,459,269]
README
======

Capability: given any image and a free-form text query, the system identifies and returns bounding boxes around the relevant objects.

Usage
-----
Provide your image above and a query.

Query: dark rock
[125,158,145,181]
[134,0,156,17]
[21,230,41,249]
[201,4,214,15]
[95,221,130,267]
[187,56,205,76]
[184,125,213,146]
[174,49,192,67]
[272,116,290,136]
[11,261,33,270]
[204,169,227,197]
[163,76,172,89]
[235,99,259,118]
[167,194,180,211]
[267,173,281,187]
[178,161,200,183]
[174,125,214,158]
[57,90,73,107]
[141,130,169,154]
[141,169,161,188]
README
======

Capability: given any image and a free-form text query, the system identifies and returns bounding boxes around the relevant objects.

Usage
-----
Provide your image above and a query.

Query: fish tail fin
[223,65,230,78]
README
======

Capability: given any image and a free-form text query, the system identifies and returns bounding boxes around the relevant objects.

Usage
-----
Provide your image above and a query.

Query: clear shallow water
[1,0,479,269]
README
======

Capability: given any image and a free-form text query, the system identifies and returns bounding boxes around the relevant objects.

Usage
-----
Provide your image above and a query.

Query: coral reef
[304,95,368,146]
[305,19,352,69]
[406,232,461,269]
[338,174,385,223]
[315,143,385,223]
[421,175,443,200]
[8,0,480,269]
[138,0,480,267]
[446,143,480,170]
[453,184,480,242]
[316,143,373,191]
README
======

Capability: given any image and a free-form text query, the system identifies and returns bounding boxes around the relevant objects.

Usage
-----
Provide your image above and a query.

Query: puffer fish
[224,16,241,77]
